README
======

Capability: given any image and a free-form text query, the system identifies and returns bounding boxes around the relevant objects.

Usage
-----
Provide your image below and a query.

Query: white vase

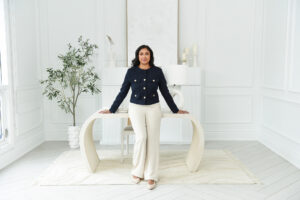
[68,126,81,149]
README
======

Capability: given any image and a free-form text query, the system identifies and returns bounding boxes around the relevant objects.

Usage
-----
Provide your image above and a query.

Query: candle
[182,53,186,60]
[185,47,189,55]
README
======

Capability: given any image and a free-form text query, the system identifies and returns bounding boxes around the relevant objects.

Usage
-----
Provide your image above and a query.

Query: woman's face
[138,48,151,65]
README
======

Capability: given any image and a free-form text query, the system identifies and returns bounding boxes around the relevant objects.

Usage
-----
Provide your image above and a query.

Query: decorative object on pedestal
[181,48,189,66]
[181,44,198,67]
[40,35,101,149]
[106,35,116,67]
[162,65,188,109]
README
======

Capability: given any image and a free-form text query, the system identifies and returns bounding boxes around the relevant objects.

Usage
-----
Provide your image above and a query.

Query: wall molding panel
[204,94,253,124]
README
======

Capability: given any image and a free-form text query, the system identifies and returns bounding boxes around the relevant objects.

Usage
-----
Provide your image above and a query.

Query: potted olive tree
[40,36,101,148]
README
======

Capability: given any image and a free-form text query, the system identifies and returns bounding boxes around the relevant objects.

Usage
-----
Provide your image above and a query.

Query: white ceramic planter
[68,126,81,149]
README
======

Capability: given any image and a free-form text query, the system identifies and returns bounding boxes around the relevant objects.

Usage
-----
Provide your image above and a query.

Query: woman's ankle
[133,175,143,179]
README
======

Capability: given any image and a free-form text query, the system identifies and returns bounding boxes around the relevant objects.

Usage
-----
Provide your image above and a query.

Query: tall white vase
[68,126,81,149]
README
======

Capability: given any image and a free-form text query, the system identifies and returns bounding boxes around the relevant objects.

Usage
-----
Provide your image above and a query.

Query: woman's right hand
[99,109,112,114]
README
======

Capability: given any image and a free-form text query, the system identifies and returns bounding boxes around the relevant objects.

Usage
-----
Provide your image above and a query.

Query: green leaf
[39,35,101,126]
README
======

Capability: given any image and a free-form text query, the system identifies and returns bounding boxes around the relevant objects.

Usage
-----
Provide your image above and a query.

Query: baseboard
[259,126,300,169]
[0,131,44,170]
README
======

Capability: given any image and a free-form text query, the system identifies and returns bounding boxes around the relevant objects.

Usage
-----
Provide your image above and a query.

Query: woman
[99,45,189,190]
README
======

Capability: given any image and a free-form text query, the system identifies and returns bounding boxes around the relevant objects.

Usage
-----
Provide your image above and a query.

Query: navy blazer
[109,65,179,113]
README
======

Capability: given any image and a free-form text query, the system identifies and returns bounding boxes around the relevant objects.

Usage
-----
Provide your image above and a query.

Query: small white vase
[68,126,81,149]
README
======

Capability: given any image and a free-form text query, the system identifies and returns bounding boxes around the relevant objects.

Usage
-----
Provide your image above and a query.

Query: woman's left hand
[177,109,189,114]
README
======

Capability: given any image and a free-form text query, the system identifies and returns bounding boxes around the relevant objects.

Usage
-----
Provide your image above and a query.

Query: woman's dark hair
[131,44,155,67]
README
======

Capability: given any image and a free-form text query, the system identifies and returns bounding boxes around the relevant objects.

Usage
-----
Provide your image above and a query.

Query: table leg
[185,117,205,172]
[80,117,100,173]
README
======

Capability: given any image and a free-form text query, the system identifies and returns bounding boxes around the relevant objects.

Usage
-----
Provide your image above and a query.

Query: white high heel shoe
[131,176,142,184]
[147,180,156,190]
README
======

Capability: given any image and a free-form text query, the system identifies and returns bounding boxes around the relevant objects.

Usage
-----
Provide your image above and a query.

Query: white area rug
[33,149,262,186]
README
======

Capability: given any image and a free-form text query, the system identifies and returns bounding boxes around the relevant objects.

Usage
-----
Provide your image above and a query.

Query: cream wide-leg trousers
[128,102,162,182]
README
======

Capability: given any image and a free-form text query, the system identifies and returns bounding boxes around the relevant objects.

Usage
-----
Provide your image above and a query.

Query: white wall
[259,0,300,168]
[0,0,44,169]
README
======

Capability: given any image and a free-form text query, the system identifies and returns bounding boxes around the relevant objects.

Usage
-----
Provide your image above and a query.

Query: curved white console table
[80,110,205,173]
